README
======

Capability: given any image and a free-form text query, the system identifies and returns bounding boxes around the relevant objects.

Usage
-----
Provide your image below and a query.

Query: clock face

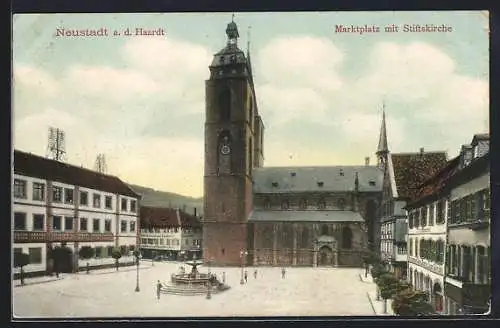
[221,145,231,155]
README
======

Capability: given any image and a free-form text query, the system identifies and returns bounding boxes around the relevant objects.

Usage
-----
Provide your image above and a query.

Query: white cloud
[64,65,162,101]
[13,34,489,197]
[13,64,59,97]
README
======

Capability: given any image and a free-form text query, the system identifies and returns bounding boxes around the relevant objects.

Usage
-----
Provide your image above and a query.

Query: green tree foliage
[370,264,387,280]
[53,244,73,274]
[392,288,435,316]
[376,273,400,314]
[14,252,30,285]
[362,250,379,266]
[78,247,95,273]
[112,248,122,271]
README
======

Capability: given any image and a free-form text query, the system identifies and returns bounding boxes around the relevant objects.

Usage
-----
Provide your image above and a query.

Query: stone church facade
[203,19,384,267]
[249,167,382,267]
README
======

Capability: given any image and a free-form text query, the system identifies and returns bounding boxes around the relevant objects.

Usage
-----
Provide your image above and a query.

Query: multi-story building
[406,155,460,314]
[139,206,202,261]
[13,150,141,276]
[378,111,448,279]
[444,134,490,314]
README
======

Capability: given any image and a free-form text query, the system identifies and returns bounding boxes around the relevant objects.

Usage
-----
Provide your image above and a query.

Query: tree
[392,288,435,316]
[14,252,30,285]
[362,250,379,277]
[53,244,73,276]
[377,273,399,314]
[111,248,122,271]
[371,264,388,300]
[79,247,95,274]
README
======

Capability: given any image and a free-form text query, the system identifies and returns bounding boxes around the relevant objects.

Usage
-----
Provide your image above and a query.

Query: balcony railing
[408,256,444,275]
[14,231,115,243]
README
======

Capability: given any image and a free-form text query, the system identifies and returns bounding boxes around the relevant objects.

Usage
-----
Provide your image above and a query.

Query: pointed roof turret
[377,104,389,155]
[246,26,255,87]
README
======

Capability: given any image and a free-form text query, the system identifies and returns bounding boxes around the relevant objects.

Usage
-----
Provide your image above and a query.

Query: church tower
[203,19,261,265]
[376,106,389,169]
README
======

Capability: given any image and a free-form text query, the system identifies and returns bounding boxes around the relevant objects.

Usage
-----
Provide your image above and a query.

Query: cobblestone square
[13,262,376,317]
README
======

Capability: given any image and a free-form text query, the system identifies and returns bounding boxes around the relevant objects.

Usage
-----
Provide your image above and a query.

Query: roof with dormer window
[252,166,383,193]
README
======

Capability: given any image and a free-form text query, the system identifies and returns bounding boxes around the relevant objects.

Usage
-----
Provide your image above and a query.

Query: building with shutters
[406,155,460,314]
[13,150,141,276]
[444,134,490,315]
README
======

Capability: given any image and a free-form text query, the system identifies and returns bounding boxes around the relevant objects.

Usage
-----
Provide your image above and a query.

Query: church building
[203,19,385,267]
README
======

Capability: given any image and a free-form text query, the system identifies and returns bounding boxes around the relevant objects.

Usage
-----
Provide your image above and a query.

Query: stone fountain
[161,260,230,296]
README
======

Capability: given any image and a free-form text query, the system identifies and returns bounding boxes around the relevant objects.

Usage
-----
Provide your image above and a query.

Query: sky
[12,11,489,198]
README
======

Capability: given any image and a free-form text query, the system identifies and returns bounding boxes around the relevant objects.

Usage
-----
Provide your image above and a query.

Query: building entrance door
[318,246,333,266]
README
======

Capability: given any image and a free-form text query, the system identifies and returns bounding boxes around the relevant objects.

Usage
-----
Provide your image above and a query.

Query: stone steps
[161,283,230,296]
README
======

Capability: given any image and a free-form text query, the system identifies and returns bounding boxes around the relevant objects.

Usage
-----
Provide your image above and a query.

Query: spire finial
[232,12,235,22]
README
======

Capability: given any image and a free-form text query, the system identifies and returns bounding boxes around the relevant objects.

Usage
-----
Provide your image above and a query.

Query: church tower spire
[376,103,389,168]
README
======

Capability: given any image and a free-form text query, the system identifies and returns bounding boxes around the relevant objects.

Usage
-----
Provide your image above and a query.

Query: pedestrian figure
[222,271,226,283]
[244,270,248,283]
[253,269,258,279]
[156,280,162,300]
[281,267,286,279]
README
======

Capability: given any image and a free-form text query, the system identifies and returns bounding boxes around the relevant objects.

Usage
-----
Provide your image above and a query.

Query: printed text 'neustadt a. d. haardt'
[53,27,166,37]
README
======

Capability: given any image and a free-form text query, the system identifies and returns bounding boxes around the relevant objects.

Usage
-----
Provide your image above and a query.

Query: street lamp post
[134,250,142,292]
[206,259,212,300]
[240,249,248,285]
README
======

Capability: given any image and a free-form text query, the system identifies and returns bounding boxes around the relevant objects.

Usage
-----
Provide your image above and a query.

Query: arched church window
[301,227,309,248]
[321,224,329,236]
[282,224,294,249]
[342,226,352,249]
[299,199,308,210]
[281,200,290,210]
[318,199,326,210]
[262,225,273,249]
[218,87,231,122]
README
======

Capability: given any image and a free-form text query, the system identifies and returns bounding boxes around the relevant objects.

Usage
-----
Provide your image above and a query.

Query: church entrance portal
[318,246,333,266]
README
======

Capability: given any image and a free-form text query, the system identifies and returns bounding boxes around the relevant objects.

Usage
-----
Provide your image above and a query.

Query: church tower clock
[203,19,260,266]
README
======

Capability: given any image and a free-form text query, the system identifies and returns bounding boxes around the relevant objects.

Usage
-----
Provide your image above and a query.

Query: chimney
[364,157,370,166]
[194,207,197,217]
[420,147,425,154]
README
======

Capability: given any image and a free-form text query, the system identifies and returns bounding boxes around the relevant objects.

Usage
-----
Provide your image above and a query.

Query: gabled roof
[390,151,448,201]
[14,150,139,198]
[140,206,179,228]
[471,133,489,145]
[252,166,383,194]
[179,210,202,228]
[140,206,202,229]
[406,156,461,208]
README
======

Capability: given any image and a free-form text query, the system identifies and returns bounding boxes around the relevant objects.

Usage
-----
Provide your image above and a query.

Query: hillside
[128,184,203,216]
